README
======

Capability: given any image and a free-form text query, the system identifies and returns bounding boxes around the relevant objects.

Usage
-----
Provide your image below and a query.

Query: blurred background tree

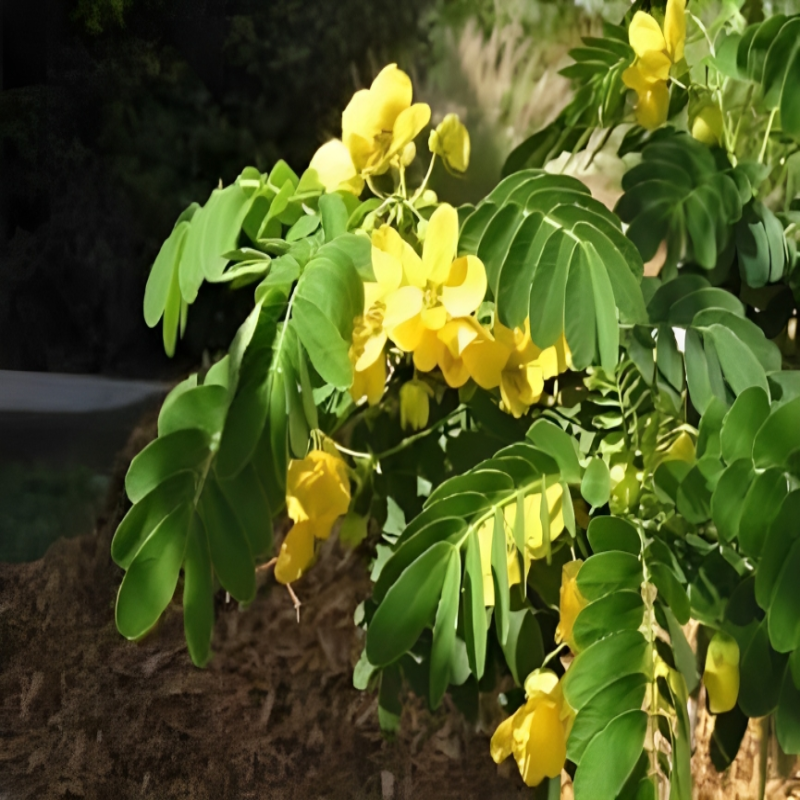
[0,0,621,380]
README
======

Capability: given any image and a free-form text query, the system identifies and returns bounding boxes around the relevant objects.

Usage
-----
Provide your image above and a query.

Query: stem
[399,164,407,200]
[541,643,568,668]
[759,107,777,164]
[411,154,437,203]
[688,12,715,56]
[758,716,770,800]
[729,85,754,158]
[334,443,374,461]
[366,175,387,199]
[374,406,465,461]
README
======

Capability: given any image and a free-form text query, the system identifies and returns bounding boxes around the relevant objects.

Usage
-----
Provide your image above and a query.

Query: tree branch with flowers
[113,0,800,795]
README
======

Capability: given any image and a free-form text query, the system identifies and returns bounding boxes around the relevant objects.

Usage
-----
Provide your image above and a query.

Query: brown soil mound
[0,416,527,800]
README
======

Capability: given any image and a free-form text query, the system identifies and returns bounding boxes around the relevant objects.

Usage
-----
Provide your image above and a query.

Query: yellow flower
[413,316,507,389]
[275,450,351,585]
[274,520,316,585]
[495,322,571,418]
[703,632,740,714]
[343,64,431,176]
[308,64,430,193]
[382,203,488,353]
[622,0,685,130]
[428,113,470,173]
[490,669,573,787]
[349,302,388,406]
[555,560,587,653]
[399,379,433,431]
[691,104,724,147]
[308,139,365,196]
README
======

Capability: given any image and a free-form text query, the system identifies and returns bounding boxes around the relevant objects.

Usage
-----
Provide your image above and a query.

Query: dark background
[1,0,442,380]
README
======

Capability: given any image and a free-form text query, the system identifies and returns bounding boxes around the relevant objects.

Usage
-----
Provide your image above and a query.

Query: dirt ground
[2,416,800,800]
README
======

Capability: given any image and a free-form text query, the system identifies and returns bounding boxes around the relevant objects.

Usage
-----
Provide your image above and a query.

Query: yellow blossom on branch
[428,113,471,173]
[622,0,686,130]
[494,321,571,418]
[399,379,433,431]
[349,303,388,406]
[490,669,573,787]
[382,203,488,354]
[274,450,351,585]
[309,64,431,193]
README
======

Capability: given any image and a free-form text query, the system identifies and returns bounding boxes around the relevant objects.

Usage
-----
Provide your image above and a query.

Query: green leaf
[709,706,750,771]
[116,503,191,639]
[500,605,545,686]
[650,562,690,625]
[581,458,611,509]
[587,516,641,555]
[111,471,195,569]
[366,541,452,667]
[768,537,800,652]
[157,384,229,438]
[567,673,648,763]
[216,297,284,478]
[125,428,210,504]
[562,630,648,710]
[573,591,645,650]
[319,193,349,242]
[572,710,647,800]
[720,386,770,464]
[738,467,788,557]
[577,551,642,601]
[292,247,363,388]
[526,419,582,483]
[663,605,699,693]
[777,655,800,754]
[144,215,192,327]
[180,183,253,302]
[756,491,800,611]
[753,397,800,469]
[463,529,488,680]
[183,513,215,667]
[711,459,754,543]
[217,464,273,560]
[735,617,786,717]
[200,479,255,605]
[430,546,461,708]
[491,507,511,646]
[703,324,769,396]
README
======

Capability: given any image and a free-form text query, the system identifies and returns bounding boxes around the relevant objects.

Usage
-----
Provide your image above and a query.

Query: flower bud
[691,104,724,147]
[428,113,470,173]
[400,379,433,431]
[703,632,740,714]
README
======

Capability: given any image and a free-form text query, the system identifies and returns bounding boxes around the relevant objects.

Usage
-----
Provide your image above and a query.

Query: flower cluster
[348,202,571,421]
[309,64,431,195]
[490,669,574,787]
[622,0,686,130]
[274,450,351,585]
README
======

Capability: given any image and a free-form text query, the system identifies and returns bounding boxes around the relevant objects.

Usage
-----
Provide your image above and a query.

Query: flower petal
[274,521,316,585]
[308,140,364,196]
[413,328,442,372]
[370,64,413,132]
[422,203,459,284]
[371,226,405,291]
[421,304,448,331]
[384,285,424,331]
[389,103,431,159]
[441,255,488,317]
[635,80,670,130]
[664,0,686,63]
[355,330,387,371]
[462,337,510,390]
[437,317,481,358]
[638,50,672,82]
[628,11,667,59]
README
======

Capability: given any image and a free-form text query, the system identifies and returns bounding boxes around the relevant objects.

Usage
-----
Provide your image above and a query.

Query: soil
[2,414,800,800]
